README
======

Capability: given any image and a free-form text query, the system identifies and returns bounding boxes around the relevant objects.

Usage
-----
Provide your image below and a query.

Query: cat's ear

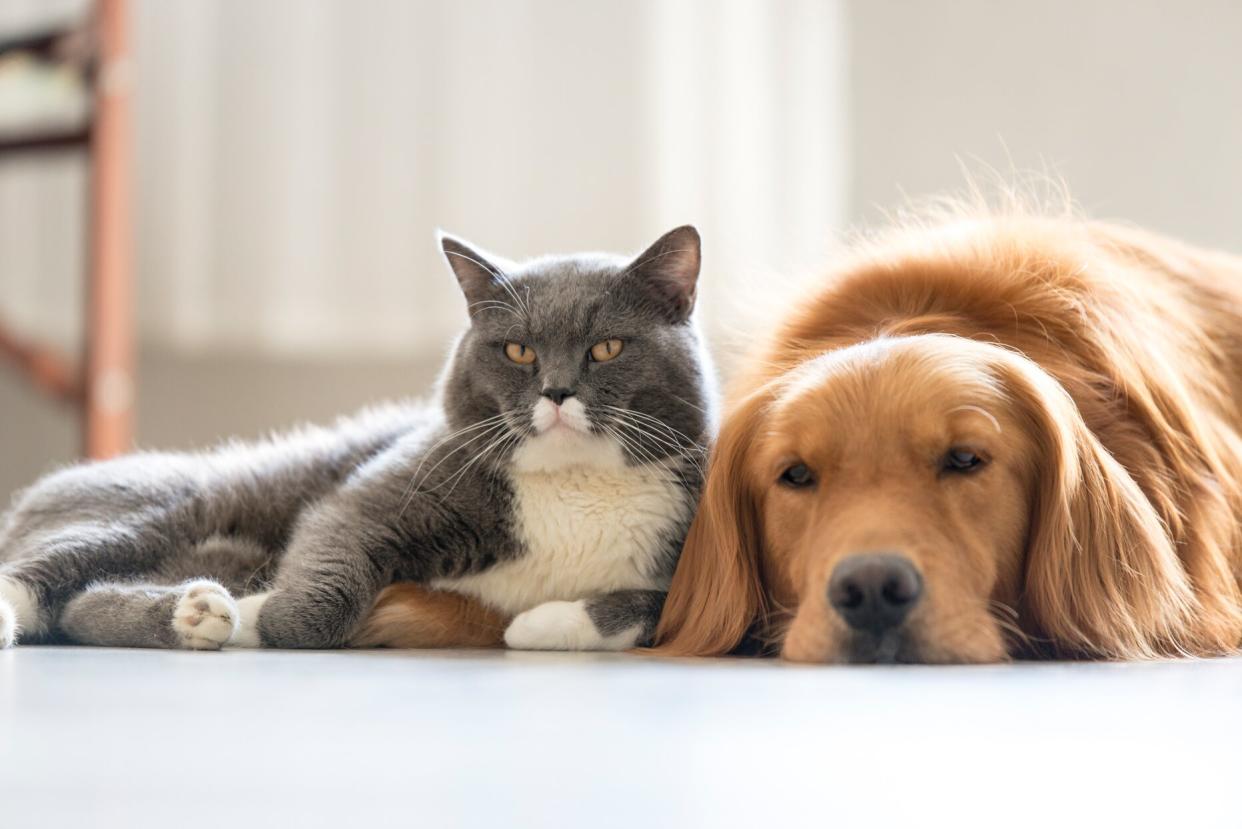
[625,225,701,323]
[439,231,511,317]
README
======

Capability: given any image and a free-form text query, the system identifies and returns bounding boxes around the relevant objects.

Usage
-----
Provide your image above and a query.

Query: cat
[0,226,716,652]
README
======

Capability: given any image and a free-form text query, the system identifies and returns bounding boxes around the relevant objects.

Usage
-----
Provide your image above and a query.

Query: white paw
[504,600,641,651]
[172,581,239,650]
[0,576,39,643]
[0,597,14,648]
[227,592,271,648]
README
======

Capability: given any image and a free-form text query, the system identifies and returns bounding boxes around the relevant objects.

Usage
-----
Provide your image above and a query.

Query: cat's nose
[542,387,576,406]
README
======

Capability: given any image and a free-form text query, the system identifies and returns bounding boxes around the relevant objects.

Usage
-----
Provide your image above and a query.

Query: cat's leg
[0,576,40,648]
[0,523,174,647]
[228,591,271,648]
[504,589,666,651]
[58,579,239,650]
[258,542,392,648]
[256,509,398,648]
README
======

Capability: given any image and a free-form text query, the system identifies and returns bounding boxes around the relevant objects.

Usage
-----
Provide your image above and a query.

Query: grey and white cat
[0,226,715,651]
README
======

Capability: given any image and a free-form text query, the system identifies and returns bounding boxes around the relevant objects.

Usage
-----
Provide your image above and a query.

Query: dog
[653,208,1242,663]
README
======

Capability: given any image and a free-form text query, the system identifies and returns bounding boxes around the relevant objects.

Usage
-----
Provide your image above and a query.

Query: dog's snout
[828,553,923,634]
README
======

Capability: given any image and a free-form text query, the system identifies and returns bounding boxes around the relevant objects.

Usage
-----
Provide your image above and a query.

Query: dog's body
[655,211,1242,662]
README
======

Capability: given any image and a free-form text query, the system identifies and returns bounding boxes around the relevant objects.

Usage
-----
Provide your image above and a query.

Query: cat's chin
[509,427,629,474]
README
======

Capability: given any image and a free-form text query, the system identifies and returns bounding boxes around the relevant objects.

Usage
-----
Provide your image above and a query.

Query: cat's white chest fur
[433,429,689,616]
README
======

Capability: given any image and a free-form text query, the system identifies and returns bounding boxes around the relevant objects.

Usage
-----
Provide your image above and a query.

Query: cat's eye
[942,447,986,474]
[778,463,815,489]
[504,342,536,365]
[589,338,624,363]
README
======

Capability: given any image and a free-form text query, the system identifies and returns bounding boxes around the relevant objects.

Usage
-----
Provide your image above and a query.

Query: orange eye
[504,342,536,365]
[589,338,624,362]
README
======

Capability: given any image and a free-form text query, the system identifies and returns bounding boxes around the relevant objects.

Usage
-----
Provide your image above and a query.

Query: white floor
[1,647,1239,828]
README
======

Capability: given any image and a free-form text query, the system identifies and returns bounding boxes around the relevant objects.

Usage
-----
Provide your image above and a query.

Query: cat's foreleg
[227,591,272,647]
[59,579,239,649]
[256,522,397,649]
[504,589,666,651]
[0,576,40,647]
[258,553,390,648]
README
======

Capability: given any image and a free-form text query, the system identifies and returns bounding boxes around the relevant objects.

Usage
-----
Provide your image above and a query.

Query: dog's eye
[779,463,816,488]
[943,448,985,474]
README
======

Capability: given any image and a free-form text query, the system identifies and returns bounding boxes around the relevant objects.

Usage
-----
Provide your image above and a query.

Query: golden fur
[350,583,506,649]
[654,211,1242,662]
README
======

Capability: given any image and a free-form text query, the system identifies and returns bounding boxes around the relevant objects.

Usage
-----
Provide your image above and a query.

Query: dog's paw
[0,597,15,648]
[504,600,639,651]
[172,581,239,650]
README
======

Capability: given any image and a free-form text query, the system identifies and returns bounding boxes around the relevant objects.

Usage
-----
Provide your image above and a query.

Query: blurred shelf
[0,26,75,61]
[0,127,90,156]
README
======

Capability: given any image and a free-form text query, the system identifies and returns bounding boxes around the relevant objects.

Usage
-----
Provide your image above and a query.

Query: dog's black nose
[542,387,575,405]
[828,553,923,634]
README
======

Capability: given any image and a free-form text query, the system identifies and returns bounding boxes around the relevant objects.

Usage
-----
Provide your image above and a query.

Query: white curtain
[0,0,847,357]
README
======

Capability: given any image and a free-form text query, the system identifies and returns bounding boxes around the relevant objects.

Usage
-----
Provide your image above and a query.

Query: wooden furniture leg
[84,0,133,460]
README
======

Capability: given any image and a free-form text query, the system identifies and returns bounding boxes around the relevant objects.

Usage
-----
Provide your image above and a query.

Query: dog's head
[655,333,1199,663]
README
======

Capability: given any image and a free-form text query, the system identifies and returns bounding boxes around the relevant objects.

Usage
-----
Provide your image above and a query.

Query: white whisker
[605,415,704,476]
[434,424,527,502]
[602,405,709,451]
[445,250,530,318]
[396,414,511,517]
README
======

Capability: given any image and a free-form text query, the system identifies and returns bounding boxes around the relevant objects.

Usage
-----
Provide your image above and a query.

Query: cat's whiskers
[601,405,709,454]
[400,413,509,493]
[601,404,705,443]
[597,421,669,473]
[445,250,531,319]
[468,299,523,319]
[668,393,709,416]
[408,419,510,491]
[604,414,700,471]
[600,411,706,481]
[494,275,531,320]
[435,424,526,502]
[416,426,514,499]
[598,420,690,487]
[396,414,511,517]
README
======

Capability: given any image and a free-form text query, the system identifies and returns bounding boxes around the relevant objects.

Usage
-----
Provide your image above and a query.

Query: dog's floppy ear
[1000,357,1198,659]
[652,389,769,656]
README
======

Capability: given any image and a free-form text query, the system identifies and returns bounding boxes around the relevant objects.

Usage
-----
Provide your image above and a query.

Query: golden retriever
[653,209,1242,663]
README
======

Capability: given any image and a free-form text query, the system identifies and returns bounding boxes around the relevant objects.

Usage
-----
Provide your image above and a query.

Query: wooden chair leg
[84,0,134,460]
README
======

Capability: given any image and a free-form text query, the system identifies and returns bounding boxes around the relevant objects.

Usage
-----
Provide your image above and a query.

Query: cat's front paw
[172,581,239,650]
[504,600,638,651]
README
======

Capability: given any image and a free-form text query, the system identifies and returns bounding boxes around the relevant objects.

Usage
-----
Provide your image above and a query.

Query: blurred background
[2,0,1240,500]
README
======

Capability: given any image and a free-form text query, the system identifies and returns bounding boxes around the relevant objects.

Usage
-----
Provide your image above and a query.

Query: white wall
[847,0,1242,250]
[1,1,847,358]
[7,0,1242,501]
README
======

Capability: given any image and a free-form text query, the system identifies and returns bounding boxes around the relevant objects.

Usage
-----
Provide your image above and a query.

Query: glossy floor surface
[1,647,1239,828]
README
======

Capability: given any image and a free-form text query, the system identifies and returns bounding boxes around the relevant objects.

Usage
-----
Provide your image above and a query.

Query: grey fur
[0,227,714,649]
[585,590,668,641]
[60,583,188,648]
